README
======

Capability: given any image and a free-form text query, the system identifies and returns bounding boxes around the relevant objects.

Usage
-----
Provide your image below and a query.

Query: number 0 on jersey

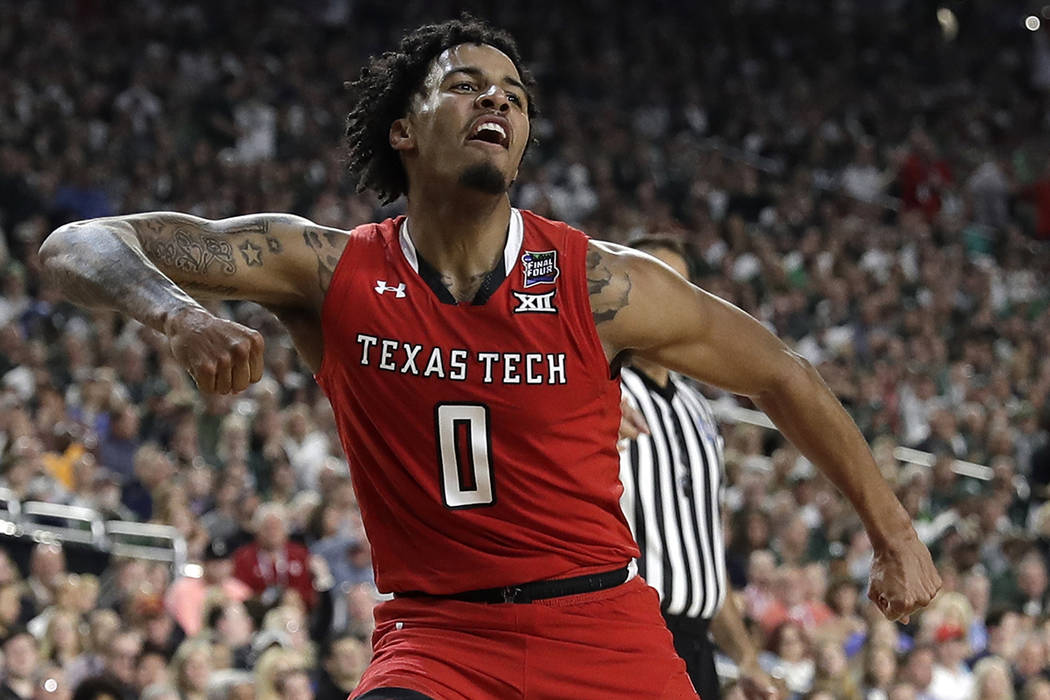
[435,403,495,508]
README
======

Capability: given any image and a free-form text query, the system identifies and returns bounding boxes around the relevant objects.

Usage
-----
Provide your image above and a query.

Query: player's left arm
[588,240,941,622]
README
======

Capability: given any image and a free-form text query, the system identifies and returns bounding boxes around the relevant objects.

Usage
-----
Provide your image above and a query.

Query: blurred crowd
[1,0,1049,698]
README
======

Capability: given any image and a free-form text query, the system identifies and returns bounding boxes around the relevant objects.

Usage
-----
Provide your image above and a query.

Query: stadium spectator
[200,473,245,543]
[761,621,815,696]
[928,623,975,700]
[896,128,953,221]
[133,646,170,697]
[252,647,309,700]
[120,444,172,522]
[63,610,119,690]
[899,645,937,700]
[811,638,862,700]
[0,627,39,700]
[0,584,26,641]
[97,406,140,483]
[23,545,65,618]
[1013,635,1050,694]
[314,634,367,700]
[1014,553,1050,618]
[861,643,899,700]
[308,504,372,591]
[272,668,314,700]
[207,601,255,671]
[232,503,315,610]
[40,609,81,668]
[169,640,212,700]
[165,538,251,637]
[971,655,1015,700]
[281,405,328,494]
[965,570,993,656]
[96,631,141,700]
[130,596,181,660]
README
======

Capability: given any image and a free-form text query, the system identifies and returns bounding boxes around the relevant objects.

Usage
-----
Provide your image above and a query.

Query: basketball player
[40,17,940,699]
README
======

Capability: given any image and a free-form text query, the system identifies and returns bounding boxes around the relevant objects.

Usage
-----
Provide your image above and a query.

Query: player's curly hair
[345,16,538,204]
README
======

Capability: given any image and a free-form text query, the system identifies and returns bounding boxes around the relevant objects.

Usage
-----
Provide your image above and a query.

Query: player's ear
[389,118,414,152]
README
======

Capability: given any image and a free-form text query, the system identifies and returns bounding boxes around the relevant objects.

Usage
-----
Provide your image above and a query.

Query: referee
[618,236,777,700]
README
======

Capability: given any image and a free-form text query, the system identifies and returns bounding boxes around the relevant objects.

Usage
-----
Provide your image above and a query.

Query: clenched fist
[868,533,942,624]
[165,306,265,394]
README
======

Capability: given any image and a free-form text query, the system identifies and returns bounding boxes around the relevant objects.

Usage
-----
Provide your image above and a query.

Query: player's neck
[405,188,512,277]
[630,359,669,388]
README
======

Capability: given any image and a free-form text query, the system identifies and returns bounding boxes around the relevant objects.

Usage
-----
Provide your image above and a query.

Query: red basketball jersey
[316,208,638,594]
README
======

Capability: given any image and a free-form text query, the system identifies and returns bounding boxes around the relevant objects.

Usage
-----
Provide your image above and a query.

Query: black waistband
[394,566,630,604]
[662,611,712,635]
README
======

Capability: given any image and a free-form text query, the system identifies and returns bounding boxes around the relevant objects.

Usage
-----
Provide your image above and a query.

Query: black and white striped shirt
[619,366,727,620]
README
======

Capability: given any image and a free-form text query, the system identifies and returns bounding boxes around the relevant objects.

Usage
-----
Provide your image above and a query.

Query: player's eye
[507,93,521,105]
[453,82,476,92]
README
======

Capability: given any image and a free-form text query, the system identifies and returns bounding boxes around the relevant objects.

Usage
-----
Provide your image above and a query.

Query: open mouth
[468,120,509,148]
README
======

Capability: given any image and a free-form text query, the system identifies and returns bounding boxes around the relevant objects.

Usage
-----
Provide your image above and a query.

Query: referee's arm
[709,580,777,699]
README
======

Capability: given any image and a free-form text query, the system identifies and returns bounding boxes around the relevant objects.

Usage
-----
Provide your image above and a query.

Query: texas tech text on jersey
[354,332,568,385]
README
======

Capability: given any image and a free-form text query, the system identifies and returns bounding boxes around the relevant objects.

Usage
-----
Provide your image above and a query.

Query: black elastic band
[394,565,630,604]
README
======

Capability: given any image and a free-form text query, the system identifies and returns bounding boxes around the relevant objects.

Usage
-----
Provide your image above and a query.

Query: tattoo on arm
[41,219,205,331]
[136,214,306,278]
[43,213,314,328]
[587,248,632,325]
[142,230,233,275]
[137,215,277,277]
[141,216,269,241]
[302,228,344,295]
[239,240,263,266]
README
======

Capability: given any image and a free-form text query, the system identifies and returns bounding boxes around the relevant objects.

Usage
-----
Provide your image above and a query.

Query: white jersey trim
[399,208,524,276]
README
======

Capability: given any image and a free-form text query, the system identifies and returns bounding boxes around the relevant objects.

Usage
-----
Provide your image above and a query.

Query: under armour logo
[512,290,557,313]
[374,281,407,298]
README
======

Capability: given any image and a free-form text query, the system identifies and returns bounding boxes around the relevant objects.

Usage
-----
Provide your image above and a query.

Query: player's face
[394,43,531,195]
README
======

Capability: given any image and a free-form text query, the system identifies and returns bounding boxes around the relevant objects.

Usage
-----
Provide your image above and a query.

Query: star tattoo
[239,240,263,266]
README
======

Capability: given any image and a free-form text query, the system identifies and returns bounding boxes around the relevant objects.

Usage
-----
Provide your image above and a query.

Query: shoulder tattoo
[302,227,344,295]
[587,247,632,325]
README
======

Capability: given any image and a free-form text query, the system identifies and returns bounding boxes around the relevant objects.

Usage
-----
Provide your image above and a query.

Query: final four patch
[521,250,560,287]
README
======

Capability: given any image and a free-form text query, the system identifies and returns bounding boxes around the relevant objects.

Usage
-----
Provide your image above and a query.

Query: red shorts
[351,576,698,699]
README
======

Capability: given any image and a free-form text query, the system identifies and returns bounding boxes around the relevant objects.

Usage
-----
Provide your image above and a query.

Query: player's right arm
[39,212,348,393]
